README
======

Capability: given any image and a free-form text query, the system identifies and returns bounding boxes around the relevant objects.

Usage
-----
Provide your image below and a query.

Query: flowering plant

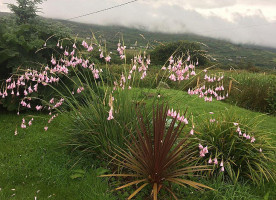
[193,110,276,185]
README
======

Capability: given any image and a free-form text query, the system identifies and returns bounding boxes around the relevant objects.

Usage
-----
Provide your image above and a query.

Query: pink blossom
[251,137,255,143]
[36,105,43,111]
[182,117,188,125]
[202,146,208,154]
[105,55,111,62]
[77,87,82,93]
[220,161,224,167]
[49,98,55,104]
[6,77,12,83]
[210,118,216,123]
[100,52,104,58]
[214,158,218,164]
[87,45,93,52]
[82,41,88,49]
[190,129,194,135]
[167,109,171,116]
[208,157,212,164]
[107,109,114,120]
[44,126,48,131]
[21,123,26,129]
[200,150,205,157]
[221,167,225,172]
[71,50,75,56]
[28,119,33,126]
[198,144,203,150]
[51,57,56,65]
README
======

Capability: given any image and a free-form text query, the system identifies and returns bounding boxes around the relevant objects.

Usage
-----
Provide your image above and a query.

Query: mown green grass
[142,88,276,137]
[0,114,116,200]
[0,89,275,199]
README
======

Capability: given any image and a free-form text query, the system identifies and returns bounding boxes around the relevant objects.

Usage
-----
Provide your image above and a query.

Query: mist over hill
[1,12,276,69]
[55,19,276,70]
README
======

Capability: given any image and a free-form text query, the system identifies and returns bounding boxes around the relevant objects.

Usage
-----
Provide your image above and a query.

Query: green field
[1,89,275,199]
[1,8,276,200]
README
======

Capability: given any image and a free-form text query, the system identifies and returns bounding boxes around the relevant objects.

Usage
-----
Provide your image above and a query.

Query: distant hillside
[55,19,276,70]
[1,12,276,69]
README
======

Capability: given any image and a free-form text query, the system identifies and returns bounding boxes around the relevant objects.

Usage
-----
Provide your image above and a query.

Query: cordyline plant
[101,104,213,200]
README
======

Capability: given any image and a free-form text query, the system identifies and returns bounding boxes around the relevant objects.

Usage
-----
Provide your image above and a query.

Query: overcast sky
[1,0,276,48]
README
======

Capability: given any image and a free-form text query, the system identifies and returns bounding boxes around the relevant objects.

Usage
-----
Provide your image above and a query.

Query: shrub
[225,71,276,113]
[150,40,209,66]
[101,104,213,200]
[1,35,157,158]
[66,87,144,157]
[266,86,276,115]
[193,110,276,185]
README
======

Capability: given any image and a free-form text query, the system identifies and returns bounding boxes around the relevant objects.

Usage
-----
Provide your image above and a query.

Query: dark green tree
[150,40,209,66]
[8,0,45,24]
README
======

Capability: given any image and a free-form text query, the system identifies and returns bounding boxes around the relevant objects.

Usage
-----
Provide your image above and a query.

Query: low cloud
[1,0,276,48]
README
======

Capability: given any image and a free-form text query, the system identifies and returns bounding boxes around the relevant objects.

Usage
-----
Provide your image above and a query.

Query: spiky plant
[101,104,213,200]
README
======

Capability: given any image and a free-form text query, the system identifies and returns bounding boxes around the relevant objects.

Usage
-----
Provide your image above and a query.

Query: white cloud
[1,0,276,47]
[0,0,14,12]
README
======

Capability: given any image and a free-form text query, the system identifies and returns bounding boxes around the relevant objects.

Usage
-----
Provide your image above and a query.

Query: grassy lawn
[160,88,276,135]
[0,114,115,200]
[0,89,275,199]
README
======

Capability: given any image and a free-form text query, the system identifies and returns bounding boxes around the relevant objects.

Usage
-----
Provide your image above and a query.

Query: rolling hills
[56,19,276,70]
[1,11,276,70]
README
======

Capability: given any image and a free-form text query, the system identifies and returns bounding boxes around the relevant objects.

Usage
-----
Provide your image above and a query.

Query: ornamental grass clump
[101,104,213,200]
[194,110,276,185]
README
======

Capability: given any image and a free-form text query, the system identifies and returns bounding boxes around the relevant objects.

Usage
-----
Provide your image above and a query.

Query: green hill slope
[56,19,276,70]
[1,11,276,69]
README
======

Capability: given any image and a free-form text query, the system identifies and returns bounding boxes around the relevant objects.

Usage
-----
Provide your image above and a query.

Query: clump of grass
[225,71,276,114]
[193,109,276,185]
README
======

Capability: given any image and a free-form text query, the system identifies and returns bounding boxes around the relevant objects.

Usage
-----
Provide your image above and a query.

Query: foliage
[0,16,71,111]
[55,19,276,70]
[150,40,209,66]
[65,87,144,157]
[1,94,276,199]
[8,0,45,24]
[193,110,276,185]
[266,86,276,115]
[225,71,276,114]
[106,66,276,115]
[0,114,118,200]
[101,104,213,200]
